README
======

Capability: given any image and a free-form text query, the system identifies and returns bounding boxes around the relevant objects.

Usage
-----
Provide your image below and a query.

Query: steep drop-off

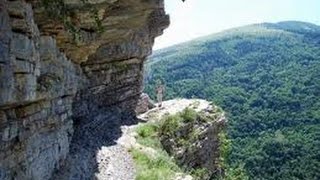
[0,0,169,179]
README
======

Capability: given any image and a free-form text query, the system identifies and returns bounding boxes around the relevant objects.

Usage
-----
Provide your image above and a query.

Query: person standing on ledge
[155,81,165,108]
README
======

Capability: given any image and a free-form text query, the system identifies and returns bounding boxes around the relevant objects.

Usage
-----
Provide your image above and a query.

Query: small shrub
[159,114,181,136]
[180,108,198,123]
[190,168,210,180]
[137,123,158,138]
[159,108,199,137]
[136,123,162,149]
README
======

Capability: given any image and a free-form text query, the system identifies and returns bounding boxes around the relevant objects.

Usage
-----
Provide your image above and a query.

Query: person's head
[156,79,163,86]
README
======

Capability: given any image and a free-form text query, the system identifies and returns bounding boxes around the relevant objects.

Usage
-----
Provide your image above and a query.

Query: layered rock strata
[0,0,169,179]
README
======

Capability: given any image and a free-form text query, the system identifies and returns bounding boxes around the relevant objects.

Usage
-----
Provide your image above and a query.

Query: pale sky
[154,0,320,50]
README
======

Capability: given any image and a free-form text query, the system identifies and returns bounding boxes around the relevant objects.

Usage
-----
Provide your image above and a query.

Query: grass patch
[180,108,197,123]
[136,123,162,150]
[132,146,181,180]
[159,108,199,137]
[159,114,181,137]
[133,122,182,180]
[190,168,211,180]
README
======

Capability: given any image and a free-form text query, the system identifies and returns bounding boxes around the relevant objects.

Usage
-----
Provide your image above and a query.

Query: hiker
[155,82,165,107]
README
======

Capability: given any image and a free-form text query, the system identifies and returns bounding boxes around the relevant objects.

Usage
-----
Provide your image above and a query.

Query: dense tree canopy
[144,21,320,179]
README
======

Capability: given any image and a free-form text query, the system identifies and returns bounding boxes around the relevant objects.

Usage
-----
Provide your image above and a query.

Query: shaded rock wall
[0,0,169,179]
[135,93,155,114]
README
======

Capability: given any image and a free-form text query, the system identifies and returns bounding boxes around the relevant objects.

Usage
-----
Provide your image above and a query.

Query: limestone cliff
[0,0,169,179]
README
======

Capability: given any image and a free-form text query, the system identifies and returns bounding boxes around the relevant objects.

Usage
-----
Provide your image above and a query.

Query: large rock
[0,0,169,179]
[135,93,156,114]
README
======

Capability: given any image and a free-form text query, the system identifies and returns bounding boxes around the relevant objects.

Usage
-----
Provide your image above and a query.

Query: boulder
[135,93,156,114]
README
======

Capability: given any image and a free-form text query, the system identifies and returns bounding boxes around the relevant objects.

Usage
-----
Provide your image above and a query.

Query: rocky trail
[51,108,138,180]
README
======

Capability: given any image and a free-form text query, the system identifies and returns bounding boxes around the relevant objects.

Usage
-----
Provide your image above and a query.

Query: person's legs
[157,93,163,107]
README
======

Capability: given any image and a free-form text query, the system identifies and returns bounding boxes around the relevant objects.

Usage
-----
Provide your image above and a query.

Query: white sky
[153,0,320,50]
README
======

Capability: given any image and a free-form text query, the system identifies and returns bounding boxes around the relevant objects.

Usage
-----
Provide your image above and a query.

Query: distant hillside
[144,21,320,180]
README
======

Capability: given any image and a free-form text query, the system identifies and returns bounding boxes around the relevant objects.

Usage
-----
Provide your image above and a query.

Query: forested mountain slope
[144,21,320,179]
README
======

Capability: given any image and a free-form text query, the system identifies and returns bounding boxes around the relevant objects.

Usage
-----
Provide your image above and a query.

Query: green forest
[144,21,320,179]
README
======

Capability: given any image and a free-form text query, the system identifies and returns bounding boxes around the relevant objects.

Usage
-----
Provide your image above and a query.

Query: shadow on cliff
[52,105,141,180]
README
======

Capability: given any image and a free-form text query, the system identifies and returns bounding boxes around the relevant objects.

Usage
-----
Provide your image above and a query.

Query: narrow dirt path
[95,145,135,180]
[51,110,137,180]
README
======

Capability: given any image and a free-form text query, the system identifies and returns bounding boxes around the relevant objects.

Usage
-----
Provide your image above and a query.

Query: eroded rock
[135,93,156,114]
[159,106,226,179]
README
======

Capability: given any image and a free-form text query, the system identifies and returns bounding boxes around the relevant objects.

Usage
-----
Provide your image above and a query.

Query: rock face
[135,93,155,114]
[159,105,226,179]
[0,0,169,179]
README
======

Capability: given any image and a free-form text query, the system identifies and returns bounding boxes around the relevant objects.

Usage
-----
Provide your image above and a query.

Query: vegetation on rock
[133,122,183,180]
[40,0,104,42]
[133,106,226,180]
